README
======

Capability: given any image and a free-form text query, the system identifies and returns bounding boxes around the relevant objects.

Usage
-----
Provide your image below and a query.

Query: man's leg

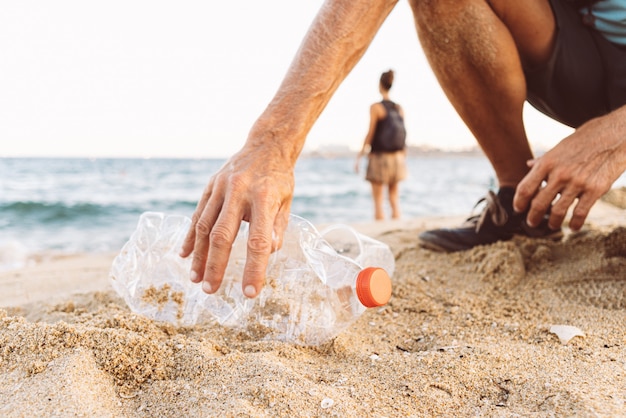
[409,0,556,188]
[409,0,564,251]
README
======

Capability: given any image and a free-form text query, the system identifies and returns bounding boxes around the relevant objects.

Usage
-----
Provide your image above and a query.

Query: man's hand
[514,108,626,231]
[179,0,398,297]
[179,144,294,298]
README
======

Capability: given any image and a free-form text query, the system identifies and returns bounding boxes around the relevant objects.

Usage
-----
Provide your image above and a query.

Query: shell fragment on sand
[549,325,586,345]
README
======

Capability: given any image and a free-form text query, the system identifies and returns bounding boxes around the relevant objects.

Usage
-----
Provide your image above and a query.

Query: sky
[0,0,574,158]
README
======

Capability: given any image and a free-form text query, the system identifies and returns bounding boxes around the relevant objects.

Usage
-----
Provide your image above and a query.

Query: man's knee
[409,0,478,30]
[487,0,556,67]
[409,0,554,67]
[409,0,500,60]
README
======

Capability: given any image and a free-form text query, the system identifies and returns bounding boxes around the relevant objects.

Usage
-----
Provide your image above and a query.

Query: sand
[1,190,625,417]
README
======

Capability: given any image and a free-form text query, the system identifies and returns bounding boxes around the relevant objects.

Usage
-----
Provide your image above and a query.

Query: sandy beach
[1,190,625,417]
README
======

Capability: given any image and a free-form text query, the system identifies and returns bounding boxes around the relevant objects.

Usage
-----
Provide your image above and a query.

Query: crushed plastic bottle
[109,212,395,346]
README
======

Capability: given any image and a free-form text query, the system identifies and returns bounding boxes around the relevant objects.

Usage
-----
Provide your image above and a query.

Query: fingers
[201,208,241,294]
[271,209,290,252]
[513,158,544,215]
[517,159,598,231]
[184,174,233,291]
[516,115,625,232]
[180,181,213,258]
[239,214,274,298]
[181,149,295,298]
[186,184,290,299]
[515,157,572,229]
[180,217,197,259]
[239,200,291,298]
[190,191,226,286]
[569,194,595,231]
[191,173,241,292]
[545,191,575,230]
[526,182,599,231]
[546,190,596,231]
[524,182,558,228]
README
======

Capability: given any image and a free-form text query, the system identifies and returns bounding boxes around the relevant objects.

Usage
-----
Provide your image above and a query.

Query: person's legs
[409,0,566,251]
[411,0,624,252]
[388,182,401,219]
[370,182,385,220]
[409,0,556,188]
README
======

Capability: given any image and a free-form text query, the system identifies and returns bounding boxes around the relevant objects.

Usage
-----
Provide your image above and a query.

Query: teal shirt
[583,0,626,45]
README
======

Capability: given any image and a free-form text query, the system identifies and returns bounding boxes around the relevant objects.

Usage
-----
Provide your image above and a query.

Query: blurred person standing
[356,69,408,220]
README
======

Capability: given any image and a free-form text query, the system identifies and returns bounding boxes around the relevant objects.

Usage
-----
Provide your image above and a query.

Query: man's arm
[514,105,626,231]
[181,0,400,298]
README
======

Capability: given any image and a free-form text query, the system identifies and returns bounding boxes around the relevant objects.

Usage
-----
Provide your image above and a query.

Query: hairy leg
[388,182,401,219]
[370,182,385,220]
[408,0,556,188]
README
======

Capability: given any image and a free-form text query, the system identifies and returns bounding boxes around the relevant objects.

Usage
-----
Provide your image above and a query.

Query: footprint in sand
[546,227,626,310]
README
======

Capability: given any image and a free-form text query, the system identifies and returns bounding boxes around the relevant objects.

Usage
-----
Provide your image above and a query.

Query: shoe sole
[418,229,565,253]
[417,231,476,253]
[518,229,564,241]
[418,240,458,253]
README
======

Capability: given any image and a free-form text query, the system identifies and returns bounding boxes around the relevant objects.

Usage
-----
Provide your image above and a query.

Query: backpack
[374,100,406,152]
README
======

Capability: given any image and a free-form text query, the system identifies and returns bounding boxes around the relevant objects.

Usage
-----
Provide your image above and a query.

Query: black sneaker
[418,187,563,252]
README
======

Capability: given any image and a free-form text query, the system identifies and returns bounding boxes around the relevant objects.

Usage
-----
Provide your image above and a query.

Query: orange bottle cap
[356,267,392,308]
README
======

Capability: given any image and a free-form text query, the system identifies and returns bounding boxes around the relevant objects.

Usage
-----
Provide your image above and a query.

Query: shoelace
[461,190,509,233]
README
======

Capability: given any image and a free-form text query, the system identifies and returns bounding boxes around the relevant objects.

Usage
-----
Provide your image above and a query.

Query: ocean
[2,155,624,270]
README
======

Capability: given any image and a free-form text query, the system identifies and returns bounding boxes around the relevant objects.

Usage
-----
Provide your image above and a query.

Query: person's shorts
[366,151,407,184]
[525,0,626,127]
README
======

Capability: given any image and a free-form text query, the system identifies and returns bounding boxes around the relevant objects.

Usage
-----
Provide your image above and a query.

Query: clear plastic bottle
[109,212,395,346]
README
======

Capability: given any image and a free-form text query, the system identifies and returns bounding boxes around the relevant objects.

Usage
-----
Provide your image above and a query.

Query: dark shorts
[525,0,626,127]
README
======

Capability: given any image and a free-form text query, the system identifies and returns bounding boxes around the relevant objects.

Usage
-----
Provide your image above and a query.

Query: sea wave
[9,155,625,257]
[1,201,116,222]
[0,200,197,223]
